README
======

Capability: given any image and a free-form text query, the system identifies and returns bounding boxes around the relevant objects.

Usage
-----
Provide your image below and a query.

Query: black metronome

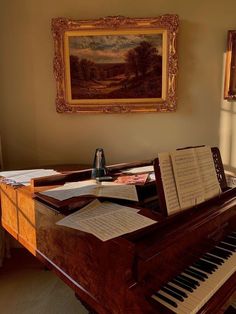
[91,148,108,179]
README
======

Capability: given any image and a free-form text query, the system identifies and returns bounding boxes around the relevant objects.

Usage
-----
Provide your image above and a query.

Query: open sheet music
[158,153,181,215]
[158,146,221,215]
[40,180,138,202]
[56,199,157,241]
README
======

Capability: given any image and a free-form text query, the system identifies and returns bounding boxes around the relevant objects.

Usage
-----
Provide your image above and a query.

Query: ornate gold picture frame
[224,30,236,100]
[52,15,179,113]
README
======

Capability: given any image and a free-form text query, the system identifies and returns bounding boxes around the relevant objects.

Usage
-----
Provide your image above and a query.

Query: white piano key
[180,273,210,296]
[152,294,185,314]
[174,251,236,314]
[167,282,202,302]
[153,290,193,313]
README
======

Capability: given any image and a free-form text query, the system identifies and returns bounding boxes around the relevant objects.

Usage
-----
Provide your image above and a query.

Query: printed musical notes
[158,146,221,215]
[56,199,157,241]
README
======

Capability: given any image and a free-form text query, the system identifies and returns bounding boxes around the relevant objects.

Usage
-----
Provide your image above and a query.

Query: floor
[1,249,236,314]
[0,249,88,314]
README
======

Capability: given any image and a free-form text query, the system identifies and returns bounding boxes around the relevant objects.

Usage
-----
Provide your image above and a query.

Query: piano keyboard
[151,231,236,314]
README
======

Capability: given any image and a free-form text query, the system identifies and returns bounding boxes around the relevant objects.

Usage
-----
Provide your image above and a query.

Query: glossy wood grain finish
[0,183,36,254]
[1,165,236,313]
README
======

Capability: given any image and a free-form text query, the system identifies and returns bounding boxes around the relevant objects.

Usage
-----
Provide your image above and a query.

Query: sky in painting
[69,34,162,64]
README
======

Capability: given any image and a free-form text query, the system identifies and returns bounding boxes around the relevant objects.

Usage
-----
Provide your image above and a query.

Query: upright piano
[0,157,236,314]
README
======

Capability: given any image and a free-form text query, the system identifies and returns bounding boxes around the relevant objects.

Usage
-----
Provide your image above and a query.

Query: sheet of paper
[158,152,181,215]
[226,175,236,188]
[0,169,44,178]
[40,180,98,201]
[64,199,139,217]
[171,149,205,209]
[56,200,157,241]
[0,169,60,185]
[40,180,138,202]
[195,146,221,199]
[122,165,154,174]
[98,182,138,201]
[148,173,156,181]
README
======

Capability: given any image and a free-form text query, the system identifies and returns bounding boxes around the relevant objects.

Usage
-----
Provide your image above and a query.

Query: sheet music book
[158,146,221,215]
[56,199,157,241]
[40,179,138,202]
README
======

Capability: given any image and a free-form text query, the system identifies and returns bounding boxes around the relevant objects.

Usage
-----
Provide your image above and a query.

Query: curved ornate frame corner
[51,15,179,114]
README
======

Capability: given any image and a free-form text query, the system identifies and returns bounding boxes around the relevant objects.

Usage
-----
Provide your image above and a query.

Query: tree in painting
[69,34,163,99]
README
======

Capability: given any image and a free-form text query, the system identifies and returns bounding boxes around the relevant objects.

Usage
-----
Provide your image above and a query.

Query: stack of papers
[56,199,157,241]
[40,179,138,201]
[0,169,60,186]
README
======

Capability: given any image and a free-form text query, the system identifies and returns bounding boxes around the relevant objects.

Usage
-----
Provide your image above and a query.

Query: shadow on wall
[219,101,236,174]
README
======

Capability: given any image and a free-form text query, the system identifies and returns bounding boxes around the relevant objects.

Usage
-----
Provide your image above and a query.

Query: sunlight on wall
[219,50,236,173]
[219,100,236,172]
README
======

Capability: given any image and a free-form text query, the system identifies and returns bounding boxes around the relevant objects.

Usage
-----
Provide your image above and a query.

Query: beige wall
[0,0,236,170]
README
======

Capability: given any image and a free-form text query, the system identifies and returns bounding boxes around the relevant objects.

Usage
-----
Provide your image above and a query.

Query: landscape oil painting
[68,34,163,100]
[52,15,179,113]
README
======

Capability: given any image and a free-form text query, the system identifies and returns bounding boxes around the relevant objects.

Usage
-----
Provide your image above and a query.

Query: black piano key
[229,234,236,239]
[220,241,236,251]
[209,247,231,259]
[194,260,217,272]
[224,237,236,246]
[165,284,188,298]
[175,275,197,289]
[178,274,200,286]
[199,258,218,269]
[201,254,224,265]
[170,279,194,292]
[188,267,208,279]
[154,292,178,308]
[183,269,205,282]
[160,287,184,302]
[208,247,229,260]
[191,262,213,274]
[214,248,232,259]
[216,243,234,253]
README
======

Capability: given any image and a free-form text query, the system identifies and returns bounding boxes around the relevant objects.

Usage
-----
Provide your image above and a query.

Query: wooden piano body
[0,159,236,314]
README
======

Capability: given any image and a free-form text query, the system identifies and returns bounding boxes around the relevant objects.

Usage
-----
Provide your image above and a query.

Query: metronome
[91,148,109,179]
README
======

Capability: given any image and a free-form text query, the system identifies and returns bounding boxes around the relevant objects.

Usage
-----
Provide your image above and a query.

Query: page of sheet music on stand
[154,146,222,216]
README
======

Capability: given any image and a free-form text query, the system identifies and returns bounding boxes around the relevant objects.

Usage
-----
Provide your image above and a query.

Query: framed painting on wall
[224,30,236,100]
[52,15,179,113]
